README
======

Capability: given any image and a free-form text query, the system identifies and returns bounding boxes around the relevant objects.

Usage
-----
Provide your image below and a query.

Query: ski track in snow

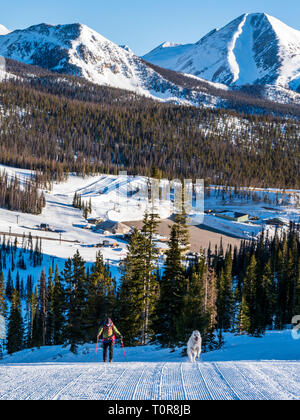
[0,361,299,400]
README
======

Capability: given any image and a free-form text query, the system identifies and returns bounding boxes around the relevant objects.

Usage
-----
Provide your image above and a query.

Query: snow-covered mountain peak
[161,41,182,48]
[143,12,300,92]
[0,22,142,79]
[2,17,300,107]
[0,24,10,35]
[145,41,186,57]
[196,28,219,44]
[0,21,223,106]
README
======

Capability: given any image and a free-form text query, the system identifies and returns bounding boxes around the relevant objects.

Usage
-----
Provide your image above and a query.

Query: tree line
[0,211,299,356]
[8,56,300,118]
[0,80,299,189]
[0,171,46,214]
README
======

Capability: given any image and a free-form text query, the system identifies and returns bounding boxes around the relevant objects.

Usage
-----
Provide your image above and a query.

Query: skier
[97,318,122,363]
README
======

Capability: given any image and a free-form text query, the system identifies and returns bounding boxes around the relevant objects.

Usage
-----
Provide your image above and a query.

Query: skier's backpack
[103,323,115,344]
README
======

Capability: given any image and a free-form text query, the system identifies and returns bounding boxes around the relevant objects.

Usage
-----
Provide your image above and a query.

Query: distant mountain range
[0,22,225,106]
[1,13,300,108]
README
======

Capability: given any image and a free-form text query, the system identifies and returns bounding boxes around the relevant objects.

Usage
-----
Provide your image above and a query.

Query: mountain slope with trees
[0,78,299,188]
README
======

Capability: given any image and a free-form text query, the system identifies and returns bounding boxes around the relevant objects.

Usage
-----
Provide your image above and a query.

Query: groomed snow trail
[0,361,299,400]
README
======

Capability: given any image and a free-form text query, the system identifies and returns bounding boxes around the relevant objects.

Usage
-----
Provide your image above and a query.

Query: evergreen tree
[51,265,66,345]
[275,248,287,329]
[5,269,13,300]
[85,252,115,342]
[154,223,186,348]
[217,251,234,343]
[260,260,275,330]
[83,204,89,220]
[141,210,160,344]
[203,268,218,351]
[0,270,6,318]
[73,192,78,208]
[46,268,54,345]
[38,270,48,347]
[239,254,264,336]
[295,258,300,317]
[286,248,297,324]
[180,257,207,347]
[28,287,39,348]
[0,270,6,359]
[64,251,87,353]
[239,295,251,334]
[7,289,24,354]
[118,229,148,346]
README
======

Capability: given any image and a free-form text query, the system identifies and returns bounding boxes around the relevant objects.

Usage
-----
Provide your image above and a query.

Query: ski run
[0,361,299,400]
[1,331,300,400]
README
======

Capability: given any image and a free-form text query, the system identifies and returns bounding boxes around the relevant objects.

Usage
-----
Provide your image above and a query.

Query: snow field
[0,361,299,400]
[1,330,299,400]
[0,164,298,288]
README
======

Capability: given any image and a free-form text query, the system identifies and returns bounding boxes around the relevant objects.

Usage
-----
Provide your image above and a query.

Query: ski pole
[120,337,127,362]
[95,335,99,362]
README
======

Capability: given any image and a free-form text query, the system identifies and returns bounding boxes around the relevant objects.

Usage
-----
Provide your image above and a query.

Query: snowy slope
[0,26,9,81]
[0,164,299,262]
[0,164,298,294]
[1,19,300,108]
[143,13,300,92]
[0,361,299,400]
[0,165,174,285]
[0,23,224,106]
[2,330,299,364]
[1,331,299,400]
[0,23,153,93]
[0,25,10,36]
[0,362,300,400]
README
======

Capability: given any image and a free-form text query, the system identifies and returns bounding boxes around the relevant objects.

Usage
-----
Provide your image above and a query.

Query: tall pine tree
[7,289,24,354]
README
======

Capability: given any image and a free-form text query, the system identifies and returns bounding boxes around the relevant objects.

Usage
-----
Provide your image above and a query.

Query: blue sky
[2,0,300,55]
